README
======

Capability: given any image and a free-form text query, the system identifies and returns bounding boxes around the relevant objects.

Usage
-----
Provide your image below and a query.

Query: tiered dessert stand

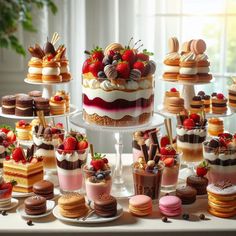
[0,79,79,186]
[70,111,165,198]
[157,77,233,180]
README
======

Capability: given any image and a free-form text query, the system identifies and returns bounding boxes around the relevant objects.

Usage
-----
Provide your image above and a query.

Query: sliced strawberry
[12,147,25,162]
[64,136,77,151]
[160,136,170,148]
[30,157,38,163]
[6,130,16,144]
[77,140,88,150]
[163,157,174,167]
[0,128,10,134]
[160,145,176,155]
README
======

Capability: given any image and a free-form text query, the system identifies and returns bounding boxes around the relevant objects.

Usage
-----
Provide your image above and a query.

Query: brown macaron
[15,96,33,116]
[24,195,47,215]
[94,194,117,217]
[33,180,54,200]
[176,186,197,204]
[1,95,16,115]
[187,175,208,195]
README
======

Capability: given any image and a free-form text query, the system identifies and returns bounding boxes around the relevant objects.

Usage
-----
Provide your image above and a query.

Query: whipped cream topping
[42,67,60,76]
[203,151,236,162]
[180,67,197,75]
[125,80,139,90]
[165,52,180,60]
[164,65,179,73]
[177,127,206,137]
[33,134,61,146]
[28,67,42,74]
[196,53,208,61]
[30,57,42,63]
[35,149,55,157]
[180,52,196,62]
[138,80,152,89]
[100,80,117,91]
[198,67,210,73]
[56,151,86,162]
[207,183,236,195]
[60,65,70,74]
[88,79,100,89]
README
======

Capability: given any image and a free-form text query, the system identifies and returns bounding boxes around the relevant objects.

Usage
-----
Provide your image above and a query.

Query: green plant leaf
[0,38,9,48]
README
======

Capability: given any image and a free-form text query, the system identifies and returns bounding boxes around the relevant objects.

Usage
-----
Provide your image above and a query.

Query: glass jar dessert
[203,133,236,184]
[83,153,112,202]
[55,132,89,192]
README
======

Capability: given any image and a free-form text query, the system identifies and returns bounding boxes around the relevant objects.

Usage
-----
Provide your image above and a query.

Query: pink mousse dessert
[55,132,88,192]
[203,133,236,184]
[83,152,112,202]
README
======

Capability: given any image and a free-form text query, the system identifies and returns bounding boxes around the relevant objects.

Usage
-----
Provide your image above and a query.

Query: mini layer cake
[55,90,70,112]
[50,94,66,115]
[190,95,204,113]
[163,37,180,81]
[191,39,212,82]
[1,95,16,115]
[3,146,43,193]
[203,133,236,184]
[211,93,228,114]
[82,41,156,127]
[15,120,32,140]
[208,118,224,136]
[207,181,236,218]
[176,113,207,163]
[27,45,44,82]
[163,88,185,114]
[228,83,236,109]
[34,97,50,116]
[15,96,34,117]
[178,52,198,82]
[198,91,210,113]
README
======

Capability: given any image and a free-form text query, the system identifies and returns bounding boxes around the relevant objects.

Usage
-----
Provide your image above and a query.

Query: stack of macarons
[176,186,197,204]
[207,182,236,218]
[94,194,117,217]
[163,37,180,81]
[24,195,46,215]
[33,180,54,200]
[129,195,152,216]
[159,196,182,217]
[58,193,88,218]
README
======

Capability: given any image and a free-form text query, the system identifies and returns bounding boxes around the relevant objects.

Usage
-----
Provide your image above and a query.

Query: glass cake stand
[70,111,165,198]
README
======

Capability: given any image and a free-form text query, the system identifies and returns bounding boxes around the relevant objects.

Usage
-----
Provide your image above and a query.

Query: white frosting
[163,65,179,73]
[33,135,60,146]
[60,65,70,74]
[116,84,126,90]
[179,67,197,75]
[83,79,90,87]
[125,80,139,90]
[0,145,5,154]
[198,67,209,73]
[83,104,153,120]
[15,106,31,110]
[138,80,152,89]
[100,80,116,91]
[2,105,15,108]
[177,127,206,137]
[56,151,86,162]
[196,53,208,61]
[28,67,42,74]
[207,183,236,195]
[203,150,236,161]
[16,128,31,133]
[42,67,60,76]
[35,149,55,157]
[180,52,196,62]
[83,87,153,102]
[88,79,100,89]
[165,52,180,60]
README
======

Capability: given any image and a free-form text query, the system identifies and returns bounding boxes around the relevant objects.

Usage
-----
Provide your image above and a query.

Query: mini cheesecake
[211,93,228,114]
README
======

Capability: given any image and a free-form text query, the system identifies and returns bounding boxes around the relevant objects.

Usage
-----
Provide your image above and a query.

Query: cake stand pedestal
[70,111,165,198]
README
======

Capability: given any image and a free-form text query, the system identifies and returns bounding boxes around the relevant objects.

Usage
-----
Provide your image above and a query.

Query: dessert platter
[1,38,236,235]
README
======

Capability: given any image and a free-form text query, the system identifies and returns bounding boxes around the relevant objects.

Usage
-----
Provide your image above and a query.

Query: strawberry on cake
[82,40,156,126]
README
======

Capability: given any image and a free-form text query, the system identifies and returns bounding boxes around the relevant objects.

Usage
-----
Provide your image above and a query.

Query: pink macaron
[159,195,182,217]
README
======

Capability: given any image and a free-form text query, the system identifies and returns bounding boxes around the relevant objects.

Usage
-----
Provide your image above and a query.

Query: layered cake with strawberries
[15,120,32,141]
[82,41,156,126]
[176,113,207,163]
[203,133,236,184]
[3,146,43,193]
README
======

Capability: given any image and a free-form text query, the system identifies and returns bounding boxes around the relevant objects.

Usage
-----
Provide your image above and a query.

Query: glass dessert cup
[33,130,65,185]
[82,164,112,202]
[56,148,88,193]
[176,125,207,180]
[132,161,164,201]
[203,142,236,184]
[161,153,182,193]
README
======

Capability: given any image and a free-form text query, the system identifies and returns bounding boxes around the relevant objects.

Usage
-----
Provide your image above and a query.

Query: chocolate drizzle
[214,180,233,189]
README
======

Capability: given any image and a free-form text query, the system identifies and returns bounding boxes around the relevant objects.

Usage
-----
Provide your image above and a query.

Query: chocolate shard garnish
[153,154,161,164]
[141,144,149,163]
[215,180,233,189]
[149,144,158,160]
[44,41,56,55]
[149,130,158,144]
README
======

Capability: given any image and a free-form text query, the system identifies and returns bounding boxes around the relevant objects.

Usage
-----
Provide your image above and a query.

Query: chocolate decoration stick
[149,144,158,160]
[167,118,173,145]
[141,144,149,163]
[154,154,161,165]
[37,111,44,127]
[149,130,158,144]
[164,119,170,141]
[90,144,94,158]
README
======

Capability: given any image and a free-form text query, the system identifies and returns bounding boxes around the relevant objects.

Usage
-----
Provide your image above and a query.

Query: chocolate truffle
[33,180,54,200]
[1,95,16,115]
[15,96,33,116]
[24,195,46,215]
[176,186,197,204]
